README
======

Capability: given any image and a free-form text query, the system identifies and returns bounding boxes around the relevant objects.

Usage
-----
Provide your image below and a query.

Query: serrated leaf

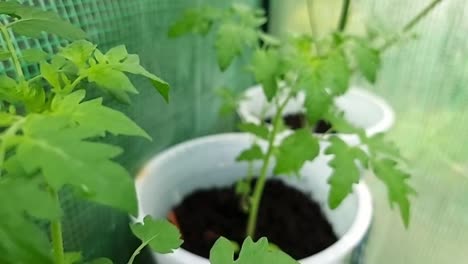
[88,66,138,98]
[60,40,96,68]
[0,213,52,264]
[3,2,86,40]
[168,7,220,37]
[113,54,171,102]
[274,129,319,175]
[238,123,269,140]
[319,51,350,95]
[0,49,11,60]
[236,144,264,161]
[16,115,137,215]
[0,176,61,220]
[325,136,368,208]
[364,133,402,160]
[215,22,257,71]
[131,216,183,254]
[372,158,415,227]
[210,237,298,264]
[51,90,150,139]
[353,42,380,83]
[40,61,62,90]
[21,48,48,63]
[105,45,128,63]
[299,72,333,124]
[249,49,282,101]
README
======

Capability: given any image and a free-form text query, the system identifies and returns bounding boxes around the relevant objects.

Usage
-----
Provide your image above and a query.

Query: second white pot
[237,85,395,144]
[136,133,372,264]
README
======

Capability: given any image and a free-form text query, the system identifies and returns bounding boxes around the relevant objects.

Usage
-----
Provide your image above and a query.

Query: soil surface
[264,113,334,133]
[171,179,338,260]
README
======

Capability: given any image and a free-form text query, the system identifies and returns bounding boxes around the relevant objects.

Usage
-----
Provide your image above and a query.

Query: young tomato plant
[0,2,181,264]
[170,0,444,258]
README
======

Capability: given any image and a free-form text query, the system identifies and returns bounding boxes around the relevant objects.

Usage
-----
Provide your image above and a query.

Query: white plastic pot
[237,85,395,144]
[135,133,373,264]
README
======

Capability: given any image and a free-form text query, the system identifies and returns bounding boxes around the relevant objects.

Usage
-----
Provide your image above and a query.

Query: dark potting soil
[264,113,334,133]
[171,179,338,260]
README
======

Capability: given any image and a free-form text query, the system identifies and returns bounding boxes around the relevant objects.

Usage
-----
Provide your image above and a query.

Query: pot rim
[237,84,395,137]
[136,133,373,263]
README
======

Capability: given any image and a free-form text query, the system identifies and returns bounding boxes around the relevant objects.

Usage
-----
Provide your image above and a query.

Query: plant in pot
[134,0,444,263]
[0,2,183,264]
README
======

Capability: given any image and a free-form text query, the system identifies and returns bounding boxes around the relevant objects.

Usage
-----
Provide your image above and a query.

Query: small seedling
[0,2,181,263]
[170,0,444,260]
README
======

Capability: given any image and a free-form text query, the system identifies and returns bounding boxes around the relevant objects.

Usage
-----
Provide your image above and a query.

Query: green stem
[0,117,25,177]
[49,189,65,264]
[127,234,159,264]
[65,75,86,93]
[337,0,351,32]
[246,93,292,238]
[0,25,24,81]
[381,0,444,51]
[306,0,318,36]
[127,242,146,264]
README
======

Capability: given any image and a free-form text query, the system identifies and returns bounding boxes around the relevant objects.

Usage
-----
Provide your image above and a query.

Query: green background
[1,0,467,263]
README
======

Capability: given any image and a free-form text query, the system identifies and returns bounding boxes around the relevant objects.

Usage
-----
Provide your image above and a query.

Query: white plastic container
[136,133,373,264]
[237,85,395,144]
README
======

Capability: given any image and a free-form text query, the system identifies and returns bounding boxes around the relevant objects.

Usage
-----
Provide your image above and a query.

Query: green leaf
[238,123,269,140]
[216,88,243,116]
[0,176,61,220]
[319,51,350,95]
[372,158,415,227]
[249,49,282,101]
[236,144,264,161]
[64,252,82,264]
[51,90,150,139]
[60,40,96,68]
[131,216,183,254]
[88,66,138,101]
[113,54,171,102]
[274,129,319,175]
[105,45,128,63]
[364,133,402,160]
[2,1,86,40]
[40,61,61,90]
[215,22,257,71]
[0,49,11,61]
[353,42,380,83]
[325,136,368,208]
[0,75,21,103]
[210,237,298,264]
[0,112,19,127]
[168,7,220,37]
[21,48,48,63]
[298,69,333,124]
[0,213,53,264]
[16,115,138,215]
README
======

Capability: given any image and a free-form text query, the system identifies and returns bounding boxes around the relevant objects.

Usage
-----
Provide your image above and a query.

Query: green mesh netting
[1,0,257,262]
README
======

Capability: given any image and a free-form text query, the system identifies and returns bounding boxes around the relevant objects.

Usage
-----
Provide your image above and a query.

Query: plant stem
[0,117,25,177]
[306,0,318,36]
[127,242,147,264]
[0,25,25,81]
[337,0,351,32]
[381,0,444,50]
[49,189,65,264]
[246,93,292,238]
